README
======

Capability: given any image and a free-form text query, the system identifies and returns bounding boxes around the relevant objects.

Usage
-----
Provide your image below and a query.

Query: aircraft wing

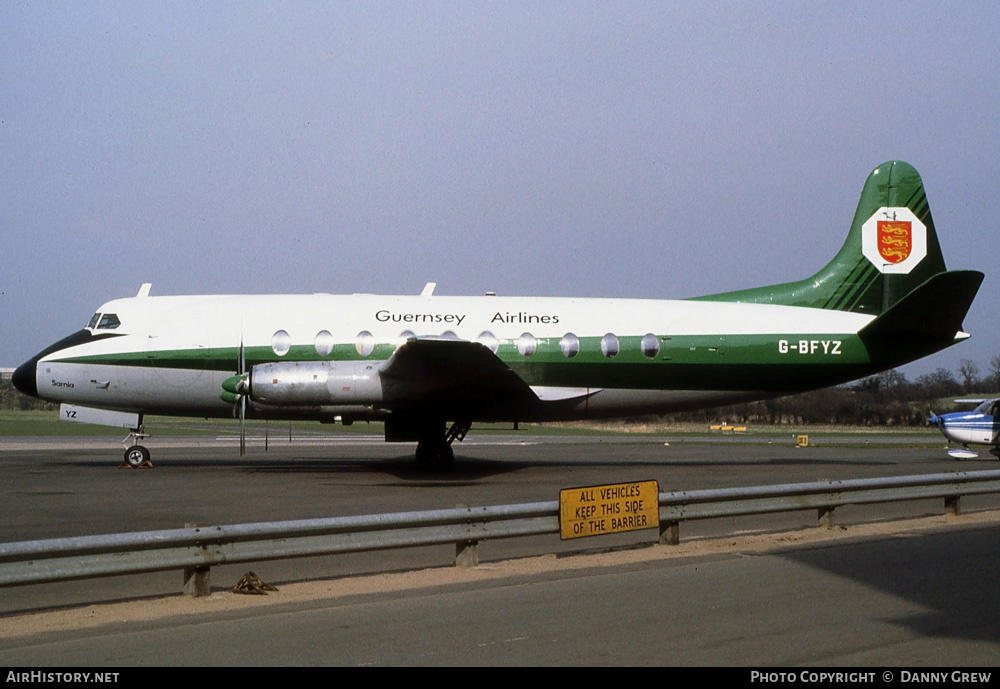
[378,338,538,409]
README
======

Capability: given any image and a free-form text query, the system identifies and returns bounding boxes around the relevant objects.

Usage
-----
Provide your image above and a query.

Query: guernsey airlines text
[12,162,983,466]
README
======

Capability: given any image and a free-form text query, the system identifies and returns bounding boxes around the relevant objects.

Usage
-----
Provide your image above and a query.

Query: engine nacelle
[250,361,382,406]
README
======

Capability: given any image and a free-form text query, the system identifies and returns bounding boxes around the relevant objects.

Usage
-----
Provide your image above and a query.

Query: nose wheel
[120,424,153,468]
[123,445,151,468]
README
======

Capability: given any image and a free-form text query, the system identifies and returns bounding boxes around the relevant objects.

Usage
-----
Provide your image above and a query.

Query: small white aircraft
[928,400,1000,459]
[12,161,984,467]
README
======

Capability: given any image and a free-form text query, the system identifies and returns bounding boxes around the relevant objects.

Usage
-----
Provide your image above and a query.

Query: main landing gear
[121,425,153,469]
[414,420,471,468]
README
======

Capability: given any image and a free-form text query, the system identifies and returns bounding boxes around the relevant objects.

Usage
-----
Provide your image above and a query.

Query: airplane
[12,161,984,468]
[928,399,1000,459]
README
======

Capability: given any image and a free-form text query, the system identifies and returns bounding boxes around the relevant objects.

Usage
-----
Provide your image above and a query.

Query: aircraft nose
[11,328,97,401]
[12,359,38,398]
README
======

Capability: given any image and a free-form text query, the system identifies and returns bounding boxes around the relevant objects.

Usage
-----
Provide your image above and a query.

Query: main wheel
[124,445,150,468]
[415,438,454,467]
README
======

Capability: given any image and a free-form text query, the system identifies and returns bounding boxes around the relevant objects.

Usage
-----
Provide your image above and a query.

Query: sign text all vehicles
[559,480,659,539]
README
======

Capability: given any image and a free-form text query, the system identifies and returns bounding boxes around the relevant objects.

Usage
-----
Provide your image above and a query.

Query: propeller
[221,336,249,456]
[239,339,246,456]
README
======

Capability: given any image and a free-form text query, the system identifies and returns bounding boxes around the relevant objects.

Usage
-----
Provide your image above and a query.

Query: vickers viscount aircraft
[13,161,983,467]
[928,400,1000,459]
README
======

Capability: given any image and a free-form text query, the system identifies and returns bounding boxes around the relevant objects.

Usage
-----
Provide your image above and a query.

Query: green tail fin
[693,161,948,315]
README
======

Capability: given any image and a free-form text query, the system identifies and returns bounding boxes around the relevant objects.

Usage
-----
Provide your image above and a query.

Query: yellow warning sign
[559,480,659,540]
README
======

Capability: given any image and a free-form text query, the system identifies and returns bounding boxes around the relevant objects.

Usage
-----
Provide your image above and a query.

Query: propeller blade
[239,333,246,456]
[240,394,246,456]
[231,325,247,456]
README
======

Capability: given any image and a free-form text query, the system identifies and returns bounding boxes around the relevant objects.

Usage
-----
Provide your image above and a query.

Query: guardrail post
[183,522,211,596]
[659,520,679,546]
[456,540,478,567]
[183,565,211,597]
[945,495,961,516]
[818,506,835,528]
[453,505,479,567]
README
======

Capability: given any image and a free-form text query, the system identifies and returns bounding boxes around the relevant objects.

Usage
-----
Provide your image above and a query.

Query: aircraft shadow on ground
[69,453,907,480]
[242,455,535,483]
[70,454,532,482]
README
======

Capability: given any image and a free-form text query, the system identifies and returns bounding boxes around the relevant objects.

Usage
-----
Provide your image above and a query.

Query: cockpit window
[87,313,101,329]
[96,313,121,330]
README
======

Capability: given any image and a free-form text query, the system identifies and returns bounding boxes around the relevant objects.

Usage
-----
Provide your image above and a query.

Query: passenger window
[478,331,499,353]
[517,333,537,357]
[356,330,375,357]
[601,333,619,358]
[641,333,660,359]
[560,333,580,358]
[315,330,334,357]
[271,330,291,356]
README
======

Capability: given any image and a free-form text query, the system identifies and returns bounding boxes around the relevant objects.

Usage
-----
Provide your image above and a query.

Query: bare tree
[959,359,980,393]
[916,368,961,399]
[876,368,908,389]
[989,354,1000,392]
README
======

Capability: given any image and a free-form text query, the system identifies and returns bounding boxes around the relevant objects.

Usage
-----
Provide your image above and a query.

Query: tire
[124,445,150,468]
[415,439,454,467]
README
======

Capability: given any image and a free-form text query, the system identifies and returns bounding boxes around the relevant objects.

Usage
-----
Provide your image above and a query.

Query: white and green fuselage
[25,291,885,420]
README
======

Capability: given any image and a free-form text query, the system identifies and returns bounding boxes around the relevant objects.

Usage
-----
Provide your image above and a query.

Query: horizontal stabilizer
[859,269,983,364]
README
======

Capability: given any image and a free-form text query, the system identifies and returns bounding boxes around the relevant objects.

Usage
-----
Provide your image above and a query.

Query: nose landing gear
[121,425,153,469]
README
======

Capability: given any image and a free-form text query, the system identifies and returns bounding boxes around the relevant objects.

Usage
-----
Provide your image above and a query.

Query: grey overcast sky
[2,2,999,383]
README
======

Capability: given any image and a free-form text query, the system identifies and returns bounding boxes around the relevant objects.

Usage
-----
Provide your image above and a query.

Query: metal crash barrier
[2,470,999,596]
